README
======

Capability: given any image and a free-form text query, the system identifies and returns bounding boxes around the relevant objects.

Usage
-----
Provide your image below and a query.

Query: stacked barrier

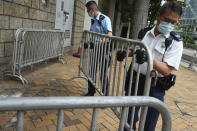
[71,30,159,130]
[5,28,64,84]
[0,96,171,131]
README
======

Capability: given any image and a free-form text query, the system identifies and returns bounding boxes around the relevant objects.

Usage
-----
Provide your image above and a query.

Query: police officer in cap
[84,1,112,96]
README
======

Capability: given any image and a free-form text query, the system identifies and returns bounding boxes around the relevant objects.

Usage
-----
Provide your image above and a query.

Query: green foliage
[180,32,195,44]
[183,43,197,50]
[121,12,131,23]
[148,0,162,26]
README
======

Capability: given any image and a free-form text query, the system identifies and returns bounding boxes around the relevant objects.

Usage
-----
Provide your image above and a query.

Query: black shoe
[84,93,94,96]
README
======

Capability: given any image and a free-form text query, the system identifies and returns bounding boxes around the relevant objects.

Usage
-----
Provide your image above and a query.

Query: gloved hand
[84,42,94,49]
[135,49,148,64]
[116,51,127,62]
[84,42,88,49]
[90,42,94,49]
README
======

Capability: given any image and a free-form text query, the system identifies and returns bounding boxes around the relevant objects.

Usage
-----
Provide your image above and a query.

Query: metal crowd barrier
[0,96,171,131]
[71,30,155,130]
[5,28,64,84]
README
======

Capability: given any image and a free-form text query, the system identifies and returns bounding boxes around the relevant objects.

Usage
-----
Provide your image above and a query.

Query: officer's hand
[135,49,148,64]
[84,42,88,49]
[90,42,94,49]
[116,51,127,62]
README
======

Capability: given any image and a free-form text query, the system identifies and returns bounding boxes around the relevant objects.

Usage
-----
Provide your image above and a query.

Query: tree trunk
[129,0,150,39]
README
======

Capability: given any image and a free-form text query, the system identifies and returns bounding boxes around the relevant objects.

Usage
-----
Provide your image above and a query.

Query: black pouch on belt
[156,74,176,90]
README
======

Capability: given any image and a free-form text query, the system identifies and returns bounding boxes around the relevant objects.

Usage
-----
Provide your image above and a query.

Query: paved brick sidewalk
[0,55,196,131]
[156,63,197,131]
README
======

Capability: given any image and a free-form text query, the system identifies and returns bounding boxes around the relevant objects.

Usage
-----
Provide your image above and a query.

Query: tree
[148,0,162,26]
[129,0,151,39]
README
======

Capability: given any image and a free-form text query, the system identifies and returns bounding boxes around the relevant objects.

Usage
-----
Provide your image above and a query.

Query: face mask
[88,12,94,18]
[158,22,174,35]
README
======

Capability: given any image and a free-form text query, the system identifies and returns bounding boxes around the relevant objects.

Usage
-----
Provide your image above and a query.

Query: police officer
[123,1,183,131]
[84,1,112,96]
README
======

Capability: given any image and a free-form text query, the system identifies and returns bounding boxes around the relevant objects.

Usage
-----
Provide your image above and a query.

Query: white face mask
[88,12,94,18]
[158,22,174,35]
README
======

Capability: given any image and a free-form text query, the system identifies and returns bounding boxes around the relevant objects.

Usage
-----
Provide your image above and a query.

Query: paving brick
[24,120,36,130]
[46,124,57,131]
[82,112,93,121]
[69,113,84,121]
[29,126,48,131]
[34,119,53,128]
[102,120,117,131]
[79,117,91,129]
[63,125,79,131]
[2,127,16,131]
[41,114,57,121]
[103,115,117,125]
[96,123,106,131]
[76,124,89,131]
[32,80,47,86]
[52,119,57,126]
[64,111,74,117]
[64,113,81,127]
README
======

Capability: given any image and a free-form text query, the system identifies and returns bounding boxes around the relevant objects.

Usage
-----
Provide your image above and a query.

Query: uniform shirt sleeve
[163,41,183,70]
[104,17,112,32]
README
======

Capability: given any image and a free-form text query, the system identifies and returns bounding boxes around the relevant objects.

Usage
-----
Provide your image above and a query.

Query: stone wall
[0,0,57,73]
[69,0,85,53]
[0,0,86,75]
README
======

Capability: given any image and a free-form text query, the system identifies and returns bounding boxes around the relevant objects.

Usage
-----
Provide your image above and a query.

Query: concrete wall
[0,0,86,74]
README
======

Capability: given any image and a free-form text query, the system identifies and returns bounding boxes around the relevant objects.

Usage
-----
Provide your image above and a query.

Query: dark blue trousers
[124,69,165,131]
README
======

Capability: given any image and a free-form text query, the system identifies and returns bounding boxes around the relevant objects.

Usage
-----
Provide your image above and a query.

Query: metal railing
[71,30,154,130]
[5,28,65,84]
[0,96,171,131]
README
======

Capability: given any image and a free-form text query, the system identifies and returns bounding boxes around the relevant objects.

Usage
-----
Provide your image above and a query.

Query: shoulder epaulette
[170,31,183,41]
[138,27,153,40]
[165,31,183,49]
[98,14,105,25]
[91,19,94,25]
[91,15,105,26]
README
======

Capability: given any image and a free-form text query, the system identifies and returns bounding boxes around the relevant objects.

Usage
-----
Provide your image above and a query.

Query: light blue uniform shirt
[90,12,112,34]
